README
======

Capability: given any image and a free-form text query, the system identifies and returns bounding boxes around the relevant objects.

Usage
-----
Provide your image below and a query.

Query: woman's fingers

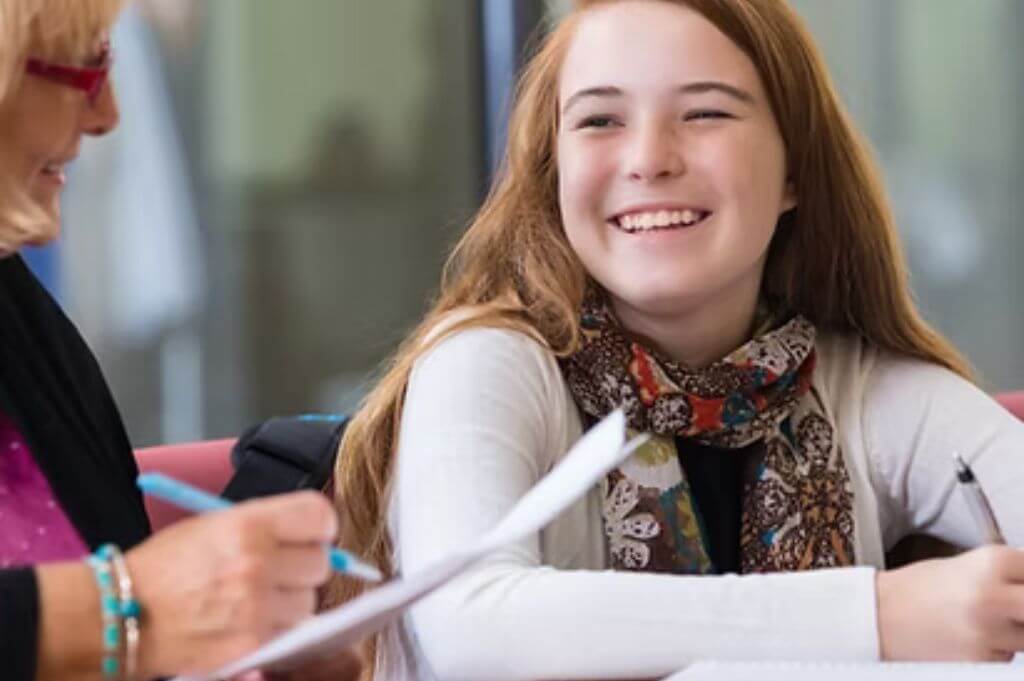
[268,587,318,629]
[247,491,339,545]
[125,491,338,678]
[265,544,333,589]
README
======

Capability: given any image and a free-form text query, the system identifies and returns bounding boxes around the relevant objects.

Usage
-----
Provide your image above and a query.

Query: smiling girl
[330,1,1024,678]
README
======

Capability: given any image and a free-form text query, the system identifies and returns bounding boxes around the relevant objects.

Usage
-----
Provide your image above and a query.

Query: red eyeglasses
[24,41,112,104]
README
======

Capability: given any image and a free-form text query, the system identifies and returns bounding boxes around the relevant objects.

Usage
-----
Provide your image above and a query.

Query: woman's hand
[877,545,1024,661]
[125,491,339,678]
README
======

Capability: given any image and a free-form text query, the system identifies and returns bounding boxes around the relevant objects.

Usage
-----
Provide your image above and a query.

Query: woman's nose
[82,81,120,136]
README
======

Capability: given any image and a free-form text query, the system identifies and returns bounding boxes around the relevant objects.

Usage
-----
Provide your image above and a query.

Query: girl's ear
[780,179,797,214]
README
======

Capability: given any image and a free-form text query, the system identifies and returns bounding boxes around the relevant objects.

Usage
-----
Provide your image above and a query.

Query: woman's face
[556,0,794,324]
[0,40,119,240]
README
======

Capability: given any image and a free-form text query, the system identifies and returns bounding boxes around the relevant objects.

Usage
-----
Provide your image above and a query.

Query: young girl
[331,1,1024,678]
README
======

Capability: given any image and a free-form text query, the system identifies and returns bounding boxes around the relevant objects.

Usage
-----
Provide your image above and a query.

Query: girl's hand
[125,491,338,678]
[877,545,1024,661]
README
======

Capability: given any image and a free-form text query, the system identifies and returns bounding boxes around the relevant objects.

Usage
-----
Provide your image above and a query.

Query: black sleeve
[0,567,39,681]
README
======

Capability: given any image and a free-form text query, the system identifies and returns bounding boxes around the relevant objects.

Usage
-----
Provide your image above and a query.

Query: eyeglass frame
[24,41,112,104]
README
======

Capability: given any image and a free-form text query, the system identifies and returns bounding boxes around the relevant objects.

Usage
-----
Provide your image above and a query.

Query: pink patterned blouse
[0,411,88,568]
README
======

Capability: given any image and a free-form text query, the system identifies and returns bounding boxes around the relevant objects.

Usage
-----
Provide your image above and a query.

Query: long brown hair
[328,0,971,668]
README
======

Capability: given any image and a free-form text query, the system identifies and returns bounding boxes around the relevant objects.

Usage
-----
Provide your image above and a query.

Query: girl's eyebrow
[678,80,754,104]
[561,80,754,115]
[561,85,622,116]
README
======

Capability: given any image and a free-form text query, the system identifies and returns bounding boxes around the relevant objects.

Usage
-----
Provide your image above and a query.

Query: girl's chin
[606,284,710,316]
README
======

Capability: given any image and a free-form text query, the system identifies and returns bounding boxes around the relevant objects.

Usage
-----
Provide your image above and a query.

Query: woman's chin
[26,213,61,249]
[32,196,62,241]
[30,226,60,248]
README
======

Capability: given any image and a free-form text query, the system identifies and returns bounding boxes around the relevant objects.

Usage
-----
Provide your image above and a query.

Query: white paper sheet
[664,660,1024,681]
[175,409,644,680]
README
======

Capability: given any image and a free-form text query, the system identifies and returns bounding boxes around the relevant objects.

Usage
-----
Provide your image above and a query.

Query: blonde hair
[0,0,124,251]
[328,0,972,671]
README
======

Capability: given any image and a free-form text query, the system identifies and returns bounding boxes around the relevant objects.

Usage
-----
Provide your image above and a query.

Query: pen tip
[952,452,974,482]
[329,549,384,582]
[350,562,384,582]
[363,568,385,582]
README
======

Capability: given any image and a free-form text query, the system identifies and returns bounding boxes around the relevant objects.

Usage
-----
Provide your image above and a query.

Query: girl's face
[556,0,794,326]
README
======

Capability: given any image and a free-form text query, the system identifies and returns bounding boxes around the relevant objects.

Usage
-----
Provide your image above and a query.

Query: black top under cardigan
[0,255,150,681]
[676,438,756,574]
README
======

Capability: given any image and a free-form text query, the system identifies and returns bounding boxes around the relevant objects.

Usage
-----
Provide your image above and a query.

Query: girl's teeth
[617,209,706,232]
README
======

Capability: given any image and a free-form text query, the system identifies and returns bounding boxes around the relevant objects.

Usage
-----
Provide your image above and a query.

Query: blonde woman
[330,0,1024,678]
[0,2,360,680]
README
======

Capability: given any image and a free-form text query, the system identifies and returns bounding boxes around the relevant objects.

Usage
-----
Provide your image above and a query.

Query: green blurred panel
[205,0,465,187]
[195,0,483,428]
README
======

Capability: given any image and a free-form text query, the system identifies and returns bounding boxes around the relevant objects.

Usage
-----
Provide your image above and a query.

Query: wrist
[35,561,106,681]
[875,568,892,660]
[875,565,913,662]
[124,547,163,680]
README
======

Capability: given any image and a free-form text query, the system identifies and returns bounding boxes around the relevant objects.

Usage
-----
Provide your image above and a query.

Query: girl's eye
[576,115,618,129]
[685,110,731,122]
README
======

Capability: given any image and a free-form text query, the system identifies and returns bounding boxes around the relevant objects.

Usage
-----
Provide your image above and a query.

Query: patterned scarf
[560,298,855,574]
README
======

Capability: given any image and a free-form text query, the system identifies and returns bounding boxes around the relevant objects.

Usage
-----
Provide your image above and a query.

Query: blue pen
[137,472,383,582]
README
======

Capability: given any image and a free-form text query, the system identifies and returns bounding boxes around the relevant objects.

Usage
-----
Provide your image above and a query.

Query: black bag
[222,414,348,501]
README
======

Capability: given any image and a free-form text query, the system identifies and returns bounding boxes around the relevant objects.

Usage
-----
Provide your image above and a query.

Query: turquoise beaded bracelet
[88,544,143,680]
[86,549,122,679]
[103,544,141,681]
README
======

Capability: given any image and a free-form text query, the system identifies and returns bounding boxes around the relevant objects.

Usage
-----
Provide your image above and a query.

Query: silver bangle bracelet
[103,545,141,681]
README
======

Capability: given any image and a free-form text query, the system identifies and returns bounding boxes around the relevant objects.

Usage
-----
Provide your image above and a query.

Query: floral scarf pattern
[560,299,855,574]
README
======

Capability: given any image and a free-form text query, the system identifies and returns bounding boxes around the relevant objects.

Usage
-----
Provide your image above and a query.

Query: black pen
[953,452,1006,545]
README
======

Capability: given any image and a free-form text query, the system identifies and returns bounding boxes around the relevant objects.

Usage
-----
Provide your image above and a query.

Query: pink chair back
[134,439,236,531]
[996,391,1024,421]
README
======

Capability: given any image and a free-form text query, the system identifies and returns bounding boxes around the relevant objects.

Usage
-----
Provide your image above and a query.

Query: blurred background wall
[22,0,1024,446]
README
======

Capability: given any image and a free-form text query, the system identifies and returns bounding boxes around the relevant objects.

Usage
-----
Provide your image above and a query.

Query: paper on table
[175,409,645,681]
[664,660,1024,681]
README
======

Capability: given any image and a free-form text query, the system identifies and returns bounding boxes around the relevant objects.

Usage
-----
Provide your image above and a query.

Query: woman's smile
[36,158,73,188]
